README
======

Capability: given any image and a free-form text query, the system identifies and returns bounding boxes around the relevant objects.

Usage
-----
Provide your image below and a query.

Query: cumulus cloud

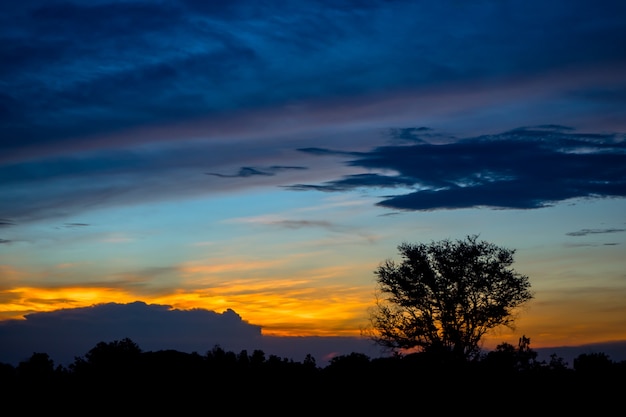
[0,301,382,367]
[287,126,626,211]
[0,302,261,365]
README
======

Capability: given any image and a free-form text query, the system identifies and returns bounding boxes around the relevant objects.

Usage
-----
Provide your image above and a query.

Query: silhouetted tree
[237,349,250,368]
[0,362,16,381]
[365,235,533,362]
[205,344,237,370]
[482,335,542,372]
[16,352,55,381]
[573,352,614,375]
[70,337,142,378]
[250,349,266,367]
[546,353,569,371]
[16,352,63,384]
[303,353,317,370]
[326,352,371,372]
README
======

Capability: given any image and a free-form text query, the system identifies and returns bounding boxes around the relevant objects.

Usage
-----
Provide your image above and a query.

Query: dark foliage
[1,337,624,414]
[366,235,533,362]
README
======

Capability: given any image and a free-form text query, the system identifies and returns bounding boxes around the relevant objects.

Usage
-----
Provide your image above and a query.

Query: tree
[365,235,533,362]
[482,335,541,372]
[573,352,613,375]
[70,337,142,377]
[16,352,55,381]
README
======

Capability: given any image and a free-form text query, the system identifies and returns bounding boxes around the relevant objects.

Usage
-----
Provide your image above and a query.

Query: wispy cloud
[267,220,334,230]
[59,223,90,229]
[3,0,625,161]
[206,165,306,178]
[566,228,626,237]
[227,215,365,237]
[0,225,18,244]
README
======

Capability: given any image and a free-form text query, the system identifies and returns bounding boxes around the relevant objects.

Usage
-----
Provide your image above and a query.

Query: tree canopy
[365,235,533,361]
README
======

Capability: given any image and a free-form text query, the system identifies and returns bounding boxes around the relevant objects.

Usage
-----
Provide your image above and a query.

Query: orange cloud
[163,262,377,336]
[180,258,287,276]
[0,258,377,337]
[3,257,623,346]
[0,286,138,321]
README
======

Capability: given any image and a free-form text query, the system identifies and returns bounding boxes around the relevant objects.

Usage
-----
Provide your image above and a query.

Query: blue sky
[1,0,625,364]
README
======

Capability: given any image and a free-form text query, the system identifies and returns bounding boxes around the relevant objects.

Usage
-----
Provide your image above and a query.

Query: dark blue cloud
[207,166,306,178]
[62,223,90,228]
[297,148,364,157]
[288,126,626,210]
[2,0,625,158]
[566,228,626,237]
[0,301,383,367]
[288,173,416,192]
[0,301,260,366]
[0,219,14,243]
[0,139,311,222]
[1,301,624,368]
[1,149,306,187]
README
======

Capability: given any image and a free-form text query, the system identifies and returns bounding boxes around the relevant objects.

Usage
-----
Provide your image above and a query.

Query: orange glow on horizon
[0,287,140,320]
[2,282,624,345]
[0,284,373,337]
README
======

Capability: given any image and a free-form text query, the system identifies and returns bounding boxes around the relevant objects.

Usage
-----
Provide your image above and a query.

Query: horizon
[2,300,626,369]
[1,0,625,361]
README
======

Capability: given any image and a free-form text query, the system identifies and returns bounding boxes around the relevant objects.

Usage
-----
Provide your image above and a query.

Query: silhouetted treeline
[1,337,624,414]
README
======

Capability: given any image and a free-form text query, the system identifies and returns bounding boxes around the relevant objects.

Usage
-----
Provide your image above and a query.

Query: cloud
[268,220,334,230]
[0,145,312,222]
[297,148,363,157]
[566,228,626,237]
[263,219,377,241]
[207,165,306,178]
[0,219,13,243]
[1,301,624,368]
[0,301,261,365]
[3,0,625,157]
[228,215,369,236]
[287,173,416,192]
[2,0,625,225]
[287,126,626,211]
[0,301,383,367]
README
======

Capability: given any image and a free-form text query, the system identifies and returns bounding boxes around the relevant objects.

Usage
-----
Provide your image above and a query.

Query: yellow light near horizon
[0,287,139,320]
[150,284,374,337]
[0,283,375,337]
[180,259,286,276]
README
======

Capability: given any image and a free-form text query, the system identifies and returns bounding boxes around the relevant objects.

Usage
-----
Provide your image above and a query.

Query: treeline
[1,337,624,413]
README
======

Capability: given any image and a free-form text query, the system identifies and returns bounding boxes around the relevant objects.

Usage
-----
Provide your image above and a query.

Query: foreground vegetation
[1,337,624,413]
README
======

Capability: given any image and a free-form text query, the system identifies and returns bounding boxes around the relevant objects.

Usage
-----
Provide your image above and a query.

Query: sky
[1,0,626,366]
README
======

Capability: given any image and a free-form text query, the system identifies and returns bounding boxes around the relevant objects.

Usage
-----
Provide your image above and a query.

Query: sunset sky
[1,0,625,363]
